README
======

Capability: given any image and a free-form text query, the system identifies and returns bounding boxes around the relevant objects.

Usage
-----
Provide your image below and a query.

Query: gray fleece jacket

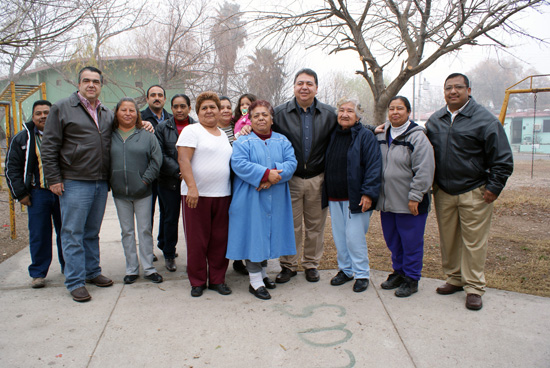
[376,121,435,214]
[110,128,162,200]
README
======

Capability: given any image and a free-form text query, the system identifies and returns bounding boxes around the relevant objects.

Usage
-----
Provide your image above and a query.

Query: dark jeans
[27,188,64,278]
[157,184,180,259]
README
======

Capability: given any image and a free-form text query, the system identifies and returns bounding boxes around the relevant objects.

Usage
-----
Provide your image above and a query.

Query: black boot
[380,272,404,290]
[395,276,418,297]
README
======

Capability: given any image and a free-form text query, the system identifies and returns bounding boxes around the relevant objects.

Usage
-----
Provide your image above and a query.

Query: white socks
[249,272,264,290]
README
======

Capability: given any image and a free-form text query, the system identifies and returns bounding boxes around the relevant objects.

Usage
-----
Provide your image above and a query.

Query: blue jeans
[329,201,372,279]
[27,188,64,278]
[59,180,108,291]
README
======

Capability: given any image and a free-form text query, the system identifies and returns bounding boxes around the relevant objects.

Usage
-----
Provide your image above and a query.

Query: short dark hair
[445,73,470,88]
[171,94,190,107]
[32,100,51,114]
[249,100,274,119]
[388,96,411,113]
[294,68,318,86]
[113,97,142,130]
[219,95,231,104]
[78,66,103,85]
[146,85,166,98]
[195,91,221,114]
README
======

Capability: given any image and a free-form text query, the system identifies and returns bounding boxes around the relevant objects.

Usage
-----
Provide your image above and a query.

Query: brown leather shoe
[436,283,464,295]
[165,258,177,272]
[71,286,92,302]
[466,293,483,310]
[86,274,114,287]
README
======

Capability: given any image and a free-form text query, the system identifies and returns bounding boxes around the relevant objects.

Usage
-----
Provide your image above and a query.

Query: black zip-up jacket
[140,107,172,129]
[155,116,197,190]
[42,92,114,184]
[273,98,337,178]
[425,97,513,196]
[5,122,39,200]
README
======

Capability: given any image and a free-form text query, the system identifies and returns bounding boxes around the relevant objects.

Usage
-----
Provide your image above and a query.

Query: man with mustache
[5,100,65,289]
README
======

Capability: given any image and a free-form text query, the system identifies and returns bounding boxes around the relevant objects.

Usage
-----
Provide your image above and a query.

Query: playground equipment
[0,82,47,239]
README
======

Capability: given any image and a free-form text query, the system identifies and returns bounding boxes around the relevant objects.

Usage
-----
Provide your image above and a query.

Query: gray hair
[336,97,364,119]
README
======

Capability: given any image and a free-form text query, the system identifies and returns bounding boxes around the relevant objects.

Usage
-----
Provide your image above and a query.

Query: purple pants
[380,211,428,280]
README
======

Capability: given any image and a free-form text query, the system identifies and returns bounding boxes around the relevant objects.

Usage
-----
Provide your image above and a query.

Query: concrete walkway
[1,196,549,367]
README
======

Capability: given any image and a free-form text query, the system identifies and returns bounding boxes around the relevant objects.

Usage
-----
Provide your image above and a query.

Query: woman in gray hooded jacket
[376,96,435,297]
[110,97,163,285]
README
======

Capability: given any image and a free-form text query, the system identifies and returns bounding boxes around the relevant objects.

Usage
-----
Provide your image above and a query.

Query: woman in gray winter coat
[376,96,435,297]
[110,97,163,285]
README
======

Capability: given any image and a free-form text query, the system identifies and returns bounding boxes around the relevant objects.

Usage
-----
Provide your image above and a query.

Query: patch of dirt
[0,188,29,263]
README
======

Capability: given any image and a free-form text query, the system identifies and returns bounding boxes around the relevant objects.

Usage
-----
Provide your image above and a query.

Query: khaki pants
[433,185,494,295]
[280,174,328,271]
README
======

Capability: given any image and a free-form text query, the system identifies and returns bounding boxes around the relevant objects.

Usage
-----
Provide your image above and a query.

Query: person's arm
[177,146,198,208]
[483,119,514,201]
[408,131,435,215]
[141,133,163,185]
[273,136,297,183]
[4,132,29,201]
[40,104,64,195]
[359,130,382,211]
[155,125,180,178]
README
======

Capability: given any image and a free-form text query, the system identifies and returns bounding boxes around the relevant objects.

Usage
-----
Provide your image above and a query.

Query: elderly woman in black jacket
[323,98,381,293]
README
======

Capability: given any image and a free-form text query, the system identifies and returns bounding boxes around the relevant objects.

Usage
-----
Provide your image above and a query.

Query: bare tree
[211,1,247,96]
[256,0,549,124]
[245,47,288,106]
[132,0,215,102]
[0,0,88,80]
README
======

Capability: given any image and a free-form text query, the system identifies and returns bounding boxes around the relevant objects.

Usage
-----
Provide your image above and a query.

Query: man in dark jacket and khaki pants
[273,68,337,283]
[426,73,513,311]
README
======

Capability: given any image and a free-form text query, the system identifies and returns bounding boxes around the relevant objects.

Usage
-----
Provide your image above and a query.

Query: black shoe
[381,272,405,290]
[233,260,249,275]
[165,258,177,272]
[305,268,320,282]
[263,277,276,289]
[249,285,271,300]
[330,270,354,286]
[175,252,179,258]
[275,267,297,283]
[191,285,206,297]
[123,275,139,284]
[395,276,418,297]
[353,278,369,292]
[208,283,232,295]
[144,273,163,284]
[152,254,158,262]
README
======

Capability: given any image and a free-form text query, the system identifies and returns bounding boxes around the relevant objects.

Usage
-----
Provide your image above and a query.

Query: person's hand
[50,183,64,196]
[185,187,199,208]
[239,125,252,136]
[142,120,154,133]
[256,182,272,191]
[374,124,385,134]
[483,189,498,204]
[359,195,372,212]
[268,169,283,185]
[20,195,31,207]
[408,200,419,216]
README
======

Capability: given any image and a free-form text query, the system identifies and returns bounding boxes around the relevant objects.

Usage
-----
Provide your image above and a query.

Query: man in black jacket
[140,85,172,262]
[273,68,337,284]
[426,73,513,311]
[5,100,64,288]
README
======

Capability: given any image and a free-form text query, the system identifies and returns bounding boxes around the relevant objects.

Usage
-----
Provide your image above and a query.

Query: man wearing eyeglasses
[41,66,115,302]
[425,73,513,311]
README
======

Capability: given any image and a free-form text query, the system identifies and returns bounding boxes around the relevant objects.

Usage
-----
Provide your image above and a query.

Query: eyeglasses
[444,85,467,91]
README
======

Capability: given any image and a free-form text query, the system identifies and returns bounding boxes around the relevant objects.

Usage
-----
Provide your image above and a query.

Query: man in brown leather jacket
[42,66,115,302]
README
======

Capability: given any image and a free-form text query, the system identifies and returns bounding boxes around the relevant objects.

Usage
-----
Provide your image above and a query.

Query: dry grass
[319,159,550,297]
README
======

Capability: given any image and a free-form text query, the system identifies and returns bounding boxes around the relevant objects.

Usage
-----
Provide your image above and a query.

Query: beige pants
[280,174,328,271]
[433,185,494,295]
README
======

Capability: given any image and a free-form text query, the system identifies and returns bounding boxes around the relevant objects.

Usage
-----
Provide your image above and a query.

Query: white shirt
[176,123,232,197]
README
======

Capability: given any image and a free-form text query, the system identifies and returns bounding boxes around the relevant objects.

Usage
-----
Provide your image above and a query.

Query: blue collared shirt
[297,100,315,162]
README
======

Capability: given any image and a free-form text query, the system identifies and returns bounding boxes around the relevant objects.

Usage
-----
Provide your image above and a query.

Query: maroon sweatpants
[182,196,231,287]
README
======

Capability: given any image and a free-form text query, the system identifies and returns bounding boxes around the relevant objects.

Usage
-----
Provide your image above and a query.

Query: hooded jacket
[5,122,39,200]
[376,121,435,214]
